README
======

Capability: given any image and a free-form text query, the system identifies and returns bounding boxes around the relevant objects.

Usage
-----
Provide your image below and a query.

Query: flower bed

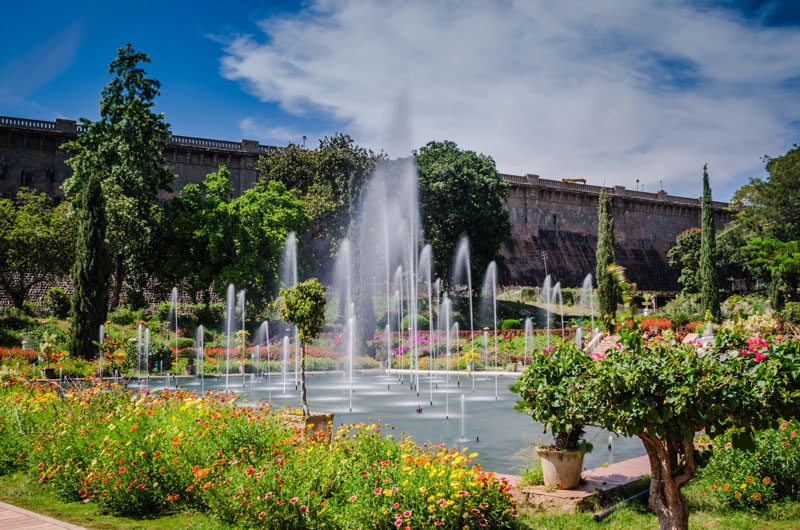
[0,380,519,528]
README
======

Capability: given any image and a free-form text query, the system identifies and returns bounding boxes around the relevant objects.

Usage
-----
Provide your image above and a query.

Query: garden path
[0,501,86,529]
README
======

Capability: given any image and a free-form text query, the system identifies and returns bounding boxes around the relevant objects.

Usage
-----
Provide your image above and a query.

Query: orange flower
[722,484,730,491]
[763,477,771,485]
[752,493,761,501]
[734,492,741,499]
[746,476,754,483]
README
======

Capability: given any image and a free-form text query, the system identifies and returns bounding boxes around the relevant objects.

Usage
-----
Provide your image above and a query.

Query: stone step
[499,455,651,513]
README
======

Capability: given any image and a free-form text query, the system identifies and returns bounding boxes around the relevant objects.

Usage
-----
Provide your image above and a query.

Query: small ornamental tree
[596,189,620,331]
[514,274,800,530]
[700,164,721,321]
[277,278,327,416]
[667,227,702,294]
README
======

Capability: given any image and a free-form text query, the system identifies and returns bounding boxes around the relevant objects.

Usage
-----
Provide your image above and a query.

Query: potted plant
[535,426,593,489]
[39,331,59,379]
[277,278,333,440]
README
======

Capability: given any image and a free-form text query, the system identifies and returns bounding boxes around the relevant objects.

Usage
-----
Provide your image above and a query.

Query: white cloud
[220,0,800,199]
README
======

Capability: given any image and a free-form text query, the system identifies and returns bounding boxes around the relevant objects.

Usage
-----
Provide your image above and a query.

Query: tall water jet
[224,283,235,391]
[237,290,246,387]
[137,322,143,377]
[281,233,299,387]
[433,278,441,373]
[581,274,595,331]
[480,260,499,383]
[347,316,355,412]
[385,323,392,384]
[282,335,289,395]
[523,317,533,367]
[452,237,474,372]
[168,287,179,379]
[98,324,104,378]
[458,394,469,443]
[393,266,404,384]
[144,328,150,380]
[261,321,271,401]
[441,296,452,418]
[196,325,204,395]
[542,275,552,348]
[553,282,564,339]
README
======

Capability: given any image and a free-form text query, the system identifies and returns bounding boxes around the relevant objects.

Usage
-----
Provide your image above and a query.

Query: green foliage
[158,168,310,311]
[42,287,71,319]
[257,134,382,267]
[596,189,619,331]
[70,173,112,360]
[745,238,800,310]
[414,140,511,283]
[62,44,173,308]
[700,165,721,322]
[668,227,702,294]
[780,302,800,325]
[521,286,537,303]
[701,420,800,511]
[400,314,430,331]
[0,190,75,308]
[513,278,800,529]
[107,307,145,326]
[278,278,327,415]
[501,319,521,330]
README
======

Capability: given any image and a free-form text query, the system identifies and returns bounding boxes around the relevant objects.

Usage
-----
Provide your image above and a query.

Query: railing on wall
[169,135,243,151]
[0,116,56,130]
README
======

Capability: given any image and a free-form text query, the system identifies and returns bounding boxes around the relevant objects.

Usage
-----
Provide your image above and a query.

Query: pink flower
[545,347,553,355]
[374,488,383,494]
[300,505,308,513]
[258,512,265,520]
[725,442,732,449]
[348,495,357,502]
[437,498,446,505]
[741,349,748,357]
[754,352,766,362]
[780,422,788,430]
[395,520,403,527]
[289,497,298,504]
[480,520,488,527]
[403,510,411,517]
[392,502,400,509]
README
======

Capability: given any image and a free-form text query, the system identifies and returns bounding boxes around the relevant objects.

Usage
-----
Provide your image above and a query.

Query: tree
[62,44,173,309]
[277,279,327,416]
[0,190,75,308]
[595,189,619,331]
[70,173,113,360]
[700,165,721,321]
[158,167,310,312]
[514,274,800,530]
[745,237,800,310]
[256,134,383,270]
[668,228,702,294]
[414,140,511,283]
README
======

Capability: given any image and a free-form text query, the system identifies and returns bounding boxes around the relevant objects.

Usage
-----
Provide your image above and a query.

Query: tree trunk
[109,255,124,310]
[300,339,309,416]
[638,433,697,530]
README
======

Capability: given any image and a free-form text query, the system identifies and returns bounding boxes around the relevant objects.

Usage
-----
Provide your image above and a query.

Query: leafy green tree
[595,189,619,331]
[0,190,75,308]
[277,278,327,416]
[70,173,113,359]
[256,134,383,268]
[700,165,721,321]
[62,44,173,309]
[159,167,310,312]
[414,140,511,283]
[745,237,800,310]
[668,228,702,294]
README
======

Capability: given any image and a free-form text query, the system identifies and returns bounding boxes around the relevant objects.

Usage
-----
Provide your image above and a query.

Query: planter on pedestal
[536,448,586,490]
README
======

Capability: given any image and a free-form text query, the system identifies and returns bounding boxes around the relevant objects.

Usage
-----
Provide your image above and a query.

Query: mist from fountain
[553,282,564,340]
[168,287,179,378]
[223,284,236,390]
[523,317,533,367]
[196,325,204,395]
[144,328,150,380]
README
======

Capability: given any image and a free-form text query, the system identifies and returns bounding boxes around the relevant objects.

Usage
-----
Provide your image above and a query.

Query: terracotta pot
[536,448,585,489]
[291,412,335,443]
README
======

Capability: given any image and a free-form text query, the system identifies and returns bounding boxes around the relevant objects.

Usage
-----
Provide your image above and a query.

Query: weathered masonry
[0,116,731,290]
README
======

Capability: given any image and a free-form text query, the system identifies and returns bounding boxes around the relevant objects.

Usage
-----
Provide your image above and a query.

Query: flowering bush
[0,380,519,528]
[701,420,800,511]
[719,314,778,337]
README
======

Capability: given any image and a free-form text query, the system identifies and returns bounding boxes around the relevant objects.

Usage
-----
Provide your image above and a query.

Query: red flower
[259,512,265,520]
[300,505,309,513]
[403,510,411,518]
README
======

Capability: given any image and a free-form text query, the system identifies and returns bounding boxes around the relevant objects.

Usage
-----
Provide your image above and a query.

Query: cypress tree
[596,189,619,331]
[69,173,112,359]
[699,164,721,321]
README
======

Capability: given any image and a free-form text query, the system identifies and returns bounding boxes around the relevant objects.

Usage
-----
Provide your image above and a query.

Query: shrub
[21,301,37,316]
[42,287,71,319]
[400,314,430,331]
[701,420,800,510]
[521,286,538,303]
[779,302,800,325]
[107,307,144,326]
[501,319,521,330]
[190,303,224,329]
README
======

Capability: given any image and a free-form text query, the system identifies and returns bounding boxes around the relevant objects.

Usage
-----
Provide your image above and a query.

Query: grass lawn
[0,473,235,530]
[3,470,800,530]
[519,481,800,529]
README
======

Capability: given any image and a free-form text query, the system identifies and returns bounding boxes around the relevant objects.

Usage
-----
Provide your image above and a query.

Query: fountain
[237,290,246,387]
[196,325,204,394]
[168,287,178,380]
[523,317,533,367]
[457,394,469,443]
[347,316,355,412]
[224,283,235,391]
[581,273,595,331]
[453,237,474,376]
[137,323,143,377]
[282,335,289,395]
[553,281,564,340]
[144,327,150,380]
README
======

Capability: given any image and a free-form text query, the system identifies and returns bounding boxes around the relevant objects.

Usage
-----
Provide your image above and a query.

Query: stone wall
[0,115,733,292]
[501,174,731,290]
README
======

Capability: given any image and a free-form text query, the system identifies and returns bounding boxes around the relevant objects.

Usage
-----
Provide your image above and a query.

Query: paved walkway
[0,502,86,529]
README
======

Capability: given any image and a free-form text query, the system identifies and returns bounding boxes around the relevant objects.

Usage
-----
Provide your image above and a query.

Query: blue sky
[2,0,799,201]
